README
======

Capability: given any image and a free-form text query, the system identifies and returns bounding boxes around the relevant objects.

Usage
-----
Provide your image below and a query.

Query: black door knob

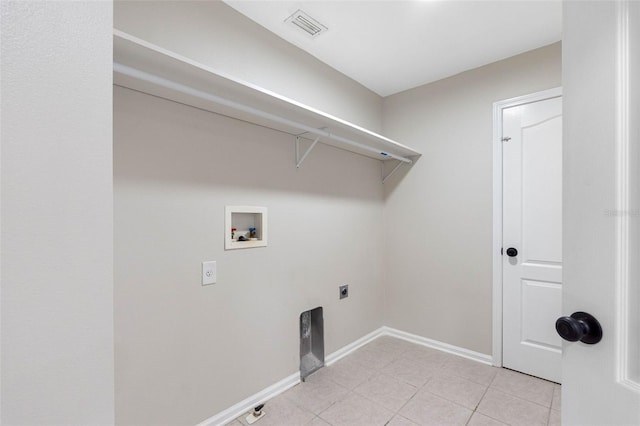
[555,312,603,344]
[506,247,518,257]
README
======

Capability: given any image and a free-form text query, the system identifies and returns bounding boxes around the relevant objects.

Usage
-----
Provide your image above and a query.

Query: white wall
[382,43,562,355]
[0,2,114,424]
[114,86,385,425]
[114,0,383,133]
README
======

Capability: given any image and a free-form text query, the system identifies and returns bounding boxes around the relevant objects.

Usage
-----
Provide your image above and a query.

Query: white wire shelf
[113,30,421,170]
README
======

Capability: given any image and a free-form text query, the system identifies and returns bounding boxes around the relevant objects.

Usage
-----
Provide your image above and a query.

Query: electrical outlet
[339,285,348,299]
[202,261,216,285]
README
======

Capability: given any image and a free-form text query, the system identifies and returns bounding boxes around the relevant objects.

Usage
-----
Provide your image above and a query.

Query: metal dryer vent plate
[285,9,328,37]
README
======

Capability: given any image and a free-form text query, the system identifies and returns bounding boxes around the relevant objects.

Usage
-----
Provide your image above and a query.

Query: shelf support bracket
[382,160,405,184]
[296,135,321,168]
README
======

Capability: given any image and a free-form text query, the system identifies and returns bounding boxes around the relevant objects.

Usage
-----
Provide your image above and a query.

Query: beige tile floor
[228,336,561,426]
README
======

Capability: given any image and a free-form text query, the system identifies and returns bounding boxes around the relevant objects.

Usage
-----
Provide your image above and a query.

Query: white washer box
[225,206,268,250]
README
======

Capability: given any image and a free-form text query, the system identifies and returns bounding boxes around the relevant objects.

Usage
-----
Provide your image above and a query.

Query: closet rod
[114,63,413,165]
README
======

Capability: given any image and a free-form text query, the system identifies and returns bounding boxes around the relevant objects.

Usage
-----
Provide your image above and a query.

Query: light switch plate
[202,261,216,285]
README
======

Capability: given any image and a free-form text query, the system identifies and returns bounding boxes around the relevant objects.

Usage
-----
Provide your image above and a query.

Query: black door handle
[555,312,603,344]
[506,247,518,257]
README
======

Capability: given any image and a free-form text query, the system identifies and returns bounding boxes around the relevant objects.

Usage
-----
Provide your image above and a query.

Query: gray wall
[382,42,562,355]
[114,0,383,133]
[114,86,385,425]
[1,2,114,423]
[113,2,564,422]
[113,4,389,424]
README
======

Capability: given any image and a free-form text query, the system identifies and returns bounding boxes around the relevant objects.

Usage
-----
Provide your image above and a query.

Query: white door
[561,1,640,424]
[501,92,563,383]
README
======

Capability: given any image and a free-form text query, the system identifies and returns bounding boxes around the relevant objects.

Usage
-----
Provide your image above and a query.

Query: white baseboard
[195,372,300,426]
[325,327,385,366]
[381,326,493,365]
[195,327,384,426]
[196,326,491,425]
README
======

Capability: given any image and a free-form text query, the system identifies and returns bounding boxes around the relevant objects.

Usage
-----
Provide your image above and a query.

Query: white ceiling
[223,1,562,97]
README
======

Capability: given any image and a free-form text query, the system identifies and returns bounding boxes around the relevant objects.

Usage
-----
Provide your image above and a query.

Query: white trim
[196,326,493,425]
[491,87,563,368]
[383,327,493,365]
[492,98,504,368]
[196,328,383,426]
[614,0,629,385]
[614,0,640,392]
[325,327,385,366]
[195,371,300,426]
[113,30,421,165]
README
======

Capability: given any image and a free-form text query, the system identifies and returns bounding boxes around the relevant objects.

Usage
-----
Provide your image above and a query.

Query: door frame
[491,87,563,367]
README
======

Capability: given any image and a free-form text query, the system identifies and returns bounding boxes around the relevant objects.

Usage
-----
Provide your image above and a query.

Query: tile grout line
[353,350,419,425]
[384,349,445,425]
[488,385,555,409]
[464,366,498,424]
[334,342,422,425]
[467,370,500,426]
[234,336,557,426]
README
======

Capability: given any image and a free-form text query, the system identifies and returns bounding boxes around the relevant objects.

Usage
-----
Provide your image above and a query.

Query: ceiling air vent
[285,10,328,38]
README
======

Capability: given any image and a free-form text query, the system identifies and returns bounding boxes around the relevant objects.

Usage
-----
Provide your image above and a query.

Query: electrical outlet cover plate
[202,261,216,285]
[339,285,348,299]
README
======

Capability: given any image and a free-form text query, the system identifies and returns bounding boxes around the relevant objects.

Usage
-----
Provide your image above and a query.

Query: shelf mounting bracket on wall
[382,160,405,184]
[113,31,422,176]
[296,134,322,168]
